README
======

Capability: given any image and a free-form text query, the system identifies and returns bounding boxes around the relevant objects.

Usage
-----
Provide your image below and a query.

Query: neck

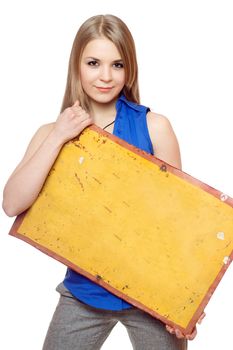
[90,99,117,128]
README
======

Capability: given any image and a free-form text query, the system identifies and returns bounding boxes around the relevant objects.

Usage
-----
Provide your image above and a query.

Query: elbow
[2,198,19,217]
[2,205,17,217]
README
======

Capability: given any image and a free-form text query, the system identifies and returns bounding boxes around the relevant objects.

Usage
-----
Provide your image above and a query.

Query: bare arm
[2,101,93,217]
[147,112,182,170]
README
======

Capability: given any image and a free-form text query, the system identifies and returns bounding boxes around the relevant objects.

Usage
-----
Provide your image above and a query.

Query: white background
[1,1,233,349]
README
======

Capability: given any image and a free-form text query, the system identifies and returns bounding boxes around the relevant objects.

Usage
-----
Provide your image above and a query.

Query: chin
[91,93,119,104]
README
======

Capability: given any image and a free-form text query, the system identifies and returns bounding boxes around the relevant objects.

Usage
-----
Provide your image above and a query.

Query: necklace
[103,119,115,130]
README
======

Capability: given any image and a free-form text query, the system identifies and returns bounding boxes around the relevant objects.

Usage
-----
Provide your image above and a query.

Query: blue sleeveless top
[63,94,154,310]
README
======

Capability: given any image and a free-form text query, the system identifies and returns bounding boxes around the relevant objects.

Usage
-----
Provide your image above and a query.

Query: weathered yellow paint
[16,127,233,330]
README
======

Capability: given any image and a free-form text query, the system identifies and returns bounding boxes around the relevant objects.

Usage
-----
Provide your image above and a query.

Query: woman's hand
[165,312,206,340]
[2,100,93,217]
[53,100,93,144]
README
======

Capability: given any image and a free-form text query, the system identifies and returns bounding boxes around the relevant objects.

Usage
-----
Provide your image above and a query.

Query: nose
[100,65,112,82]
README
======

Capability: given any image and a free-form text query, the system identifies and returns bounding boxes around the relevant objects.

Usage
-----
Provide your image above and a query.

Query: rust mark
[224,241,232,249]
[94,136,107,145]
[94,136,101,143]
[92,176,102,185]
[103,206,112,213]
[114,234,122,241]
[74,142,83,149]
[75,173,84,191]
[122,285,129,290]
[94,136,106,147]
[127,152,137,160]
[74,142,93,157]
[112,172,120,179]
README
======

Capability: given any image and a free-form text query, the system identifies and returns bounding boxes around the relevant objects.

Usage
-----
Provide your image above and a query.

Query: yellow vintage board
[9,125,233,335]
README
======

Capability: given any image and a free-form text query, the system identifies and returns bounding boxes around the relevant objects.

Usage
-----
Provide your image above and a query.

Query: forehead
[82,38,122,60]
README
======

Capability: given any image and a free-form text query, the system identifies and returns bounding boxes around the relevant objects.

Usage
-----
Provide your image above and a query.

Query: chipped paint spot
[79,156,85,164]
[220,193,228,201]
[217,232,225,240]
[223,256,231,265]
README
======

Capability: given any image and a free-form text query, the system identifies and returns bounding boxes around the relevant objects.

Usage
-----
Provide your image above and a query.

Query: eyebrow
[85,57,123,63]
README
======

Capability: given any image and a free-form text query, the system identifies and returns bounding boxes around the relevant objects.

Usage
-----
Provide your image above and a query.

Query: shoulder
[25,122,55,154]
[35,122,55,139]
[24,121,56,155]
[146,111,182,169]
[146,111,172,133]
[25,122,56,151]
[6,122,56,180]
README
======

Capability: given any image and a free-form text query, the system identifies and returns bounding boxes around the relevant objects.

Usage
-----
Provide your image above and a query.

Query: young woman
[3,14,203,350]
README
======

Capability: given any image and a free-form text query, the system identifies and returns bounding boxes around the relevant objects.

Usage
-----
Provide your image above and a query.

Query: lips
[95,86,113,92]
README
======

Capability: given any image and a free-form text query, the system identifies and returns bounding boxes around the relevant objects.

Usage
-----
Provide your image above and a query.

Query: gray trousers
[42,283,187,350]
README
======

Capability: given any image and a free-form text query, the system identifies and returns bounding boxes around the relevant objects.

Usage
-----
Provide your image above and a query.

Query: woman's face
[80,38,125,107]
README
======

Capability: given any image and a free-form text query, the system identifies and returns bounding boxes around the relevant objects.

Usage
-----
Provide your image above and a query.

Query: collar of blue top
[116,93,149,112]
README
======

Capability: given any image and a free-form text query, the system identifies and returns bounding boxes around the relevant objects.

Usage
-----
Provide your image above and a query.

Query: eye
[113,62,124,69]
[87,60,99,67]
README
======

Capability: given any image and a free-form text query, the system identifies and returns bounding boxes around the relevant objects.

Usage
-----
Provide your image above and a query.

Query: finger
[71,106,84,117]
[80,115,93,126]
[175,329,185,339]
[198,312,206,324]
[77,112,90,123]
[166,325,175,334]
[186,327,197,341]
[71,104,82,112]
[73,100,80,107]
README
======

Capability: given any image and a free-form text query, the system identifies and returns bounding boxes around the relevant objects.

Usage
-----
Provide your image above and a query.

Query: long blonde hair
[60,14,140,113]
